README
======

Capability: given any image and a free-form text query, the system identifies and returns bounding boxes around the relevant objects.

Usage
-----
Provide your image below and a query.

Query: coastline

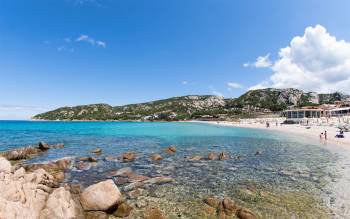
[193,120,350,147]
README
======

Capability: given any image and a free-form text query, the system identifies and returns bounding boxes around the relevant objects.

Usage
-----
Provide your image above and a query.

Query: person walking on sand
[324,130,327,140]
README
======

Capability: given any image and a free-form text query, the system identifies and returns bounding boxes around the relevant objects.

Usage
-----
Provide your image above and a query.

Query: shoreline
[192,120,350,147]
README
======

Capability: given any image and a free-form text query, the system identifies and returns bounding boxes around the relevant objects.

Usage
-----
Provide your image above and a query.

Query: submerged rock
[91,148,102,154]
[143,208,166,219]
[144,176,173,185]
[79,156,97,162]
[105,155,117,162]
[208,152,218,160]
[165,145,177,154]
[150,154,163,161]
[76,162,92,171]
[80,179,123,211]
[187,155,203,161]
[122,152,137,162]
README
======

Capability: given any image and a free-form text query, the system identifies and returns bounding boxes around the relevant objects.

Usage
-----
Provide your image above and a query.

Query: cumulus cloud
[76,34,106,48]
[227,82,243,90]
[250,25,350,93]
[244,54,272,68]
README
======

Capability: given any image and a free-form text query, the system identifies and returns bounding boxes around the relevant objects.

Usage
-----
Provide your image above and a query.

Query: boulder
[143,208,166,219]
[208,152,217,160]
[122,152,136,162]
[222,197,237,216]
[85,211,108,219]
[39,187,85,219]
[236,207,257,219]
[165,146,177,154]
[91,148,102,154]
[0,157,12,173]
[150,154,163,161]
[38,141,50,150]
[203,196,221,208]
[144,176,173,185]
[113,202,133,217]
[80,179,123,211]
[0,146,41,160]
[218,152,228,160]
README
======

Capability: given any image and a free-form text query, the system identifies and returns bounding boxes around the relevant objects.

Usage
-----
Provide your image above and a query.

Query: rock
[91,148,102,154]
[222,197,237,216]
[85,211,108,219]
[39,187,85,219]
[113,202,133,217]
[127,173,150,183]
[144,176,173,185]
[116,167,133,176]
[114,177,129,185]
[52,171,65,182]
[0,157,12,173]
[187,155,203,161]
[236,207,257,219]
[0,166,57,219]
[202,205,216,216]
[150,154,163,161]
[38,141,50,150]
[165,146,177,154]
[218,152,228,160]
[105,155,117,162]
[80,179,123,211]
[143,208,166,219]
[128,189,141,199]
[203,196,221,208]
[76,162,91,171]
[235,155,242,161]
[123,181,144,192]
[122,152,136,162]
[79,156,97,162]
[55,158,71,169]
[0,146,42,160]
[51,143,64,149]
[208,152,217,160]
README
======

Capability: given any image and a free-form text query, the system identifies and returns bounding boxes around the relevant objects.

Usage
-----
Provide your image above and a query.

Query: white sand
[198,118,350,147]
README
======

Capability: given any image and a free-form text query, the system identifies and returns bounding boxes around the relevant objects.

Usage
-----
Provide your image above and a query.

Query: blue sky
[1,0,350,119]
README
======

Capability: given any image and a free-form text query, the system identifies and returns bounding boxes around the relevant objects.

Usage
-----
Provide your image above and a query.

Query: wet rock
[143,208,166,219]
[0,157,12,173]
[187,155,203,161]
[219,152,228,160]
[76,162,92,171]
[79,156,97,162]
[127,173,150,183]
[80,179,123,211]
[208,152,217,160]
[165,145,177,154]
[114,177,129,185]
[236,207,257,219]
[124,181,144,192]
[38,141,50,150]
[116,167,133,176]
[122,152,137,162]
[39,187,85,219]
[85,211,108,219]
[128,189,141,199]
[113,202,133,217]
[91,148,102,154]
[144,176,173,185]
[150,154,163,161]
[105,155,117,162]
[204,196,221,208]
[222,197,237,216]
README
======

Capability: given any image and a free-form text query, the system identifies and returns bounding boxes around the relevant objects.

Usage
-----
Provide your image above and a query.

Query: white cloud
[227,82,243,90]
[250,25,350,93]
[181,81,188,85]
[244,54,272,68]
[76,34,106,48]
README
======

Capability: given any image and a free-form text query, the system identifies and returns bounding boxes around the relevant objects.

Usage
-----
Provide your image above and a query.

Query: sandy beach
[199,118,350,147]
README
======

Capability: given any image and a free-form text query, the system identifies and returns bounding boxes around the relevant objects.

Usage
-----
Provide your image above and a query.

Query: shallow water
[0,120,348,218]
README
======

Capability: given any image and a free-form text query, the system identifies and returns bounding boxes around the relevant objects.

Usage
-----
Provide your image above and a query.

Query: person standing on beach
[320,132,324,139]
[324,131,327,140]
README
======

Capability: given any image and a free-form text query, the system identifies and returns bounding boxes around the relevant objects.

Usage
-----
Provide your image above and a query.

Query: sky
[1,0,350,119]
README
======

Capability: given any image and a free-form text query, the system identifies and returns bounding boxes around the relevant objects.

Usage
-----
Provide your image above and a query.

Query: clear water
[0,120,348,218]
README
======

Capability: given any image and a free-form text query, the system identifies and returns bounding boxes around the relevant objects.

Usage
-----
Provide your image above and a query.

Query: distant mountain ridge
[33,88,349,121]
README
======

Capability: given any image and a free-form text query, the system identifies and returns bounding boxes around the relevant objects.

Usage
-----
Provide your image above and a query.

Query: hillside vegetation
[33,88,349,121]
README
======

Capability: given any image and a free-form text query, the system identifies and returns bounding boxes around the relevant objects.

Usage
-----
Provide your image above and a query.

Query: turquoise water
[0,120,343,217]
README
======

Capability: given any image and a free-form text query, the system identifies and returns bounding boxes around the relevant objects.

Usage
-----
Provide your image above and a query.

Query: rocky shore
[0,141,332,219]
